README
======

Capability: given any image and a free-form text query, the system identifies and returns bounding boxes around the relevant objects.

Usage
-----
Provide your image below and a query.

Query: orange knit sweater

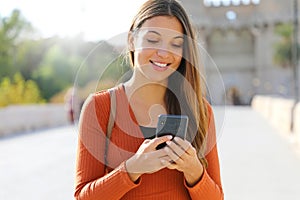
[74,85,223,200]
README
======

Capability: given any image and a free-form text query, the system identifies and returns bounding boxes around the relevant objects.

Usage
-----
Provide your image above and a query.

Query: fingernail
[167,135,173,140]
[164,147,169,152]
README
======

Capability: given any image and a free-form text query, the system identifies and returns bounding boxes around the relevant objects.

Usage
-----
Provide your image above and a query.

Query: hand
[162,137,204,186]
[125,135,173,182]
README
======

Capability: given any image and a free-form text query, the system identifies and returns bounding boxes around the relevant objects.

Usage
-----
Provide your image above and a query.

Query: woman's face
[131,16,184,83]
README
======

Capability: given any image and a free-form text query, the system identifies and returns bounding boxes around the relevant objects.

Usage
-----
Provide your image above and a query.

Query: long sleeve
[185,103,224,200]
[74,88,224,199]
[74,93,139,200]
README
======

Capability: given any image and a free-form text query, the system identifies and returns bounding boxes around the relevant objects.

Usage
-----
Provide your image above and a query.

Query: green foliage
[14,39,46,80]
[32,44,80,100]
[275,23,293,38]
[273,23,300,68]
[0,73,44,107]
[0,9,32,78]
[73,41,123,87]
[99,54,132,84]
[0,9,131,104]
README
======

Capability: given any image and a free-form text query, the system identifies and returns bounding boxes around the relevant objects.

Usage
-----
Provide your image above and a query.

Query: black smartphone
[155,114,189,149]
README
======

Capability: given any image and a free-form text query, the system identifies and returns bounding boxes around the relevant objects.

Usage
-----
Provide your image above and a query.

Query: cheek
[134,49,155,66]
[173,55,183,69]
[175,55,182,63]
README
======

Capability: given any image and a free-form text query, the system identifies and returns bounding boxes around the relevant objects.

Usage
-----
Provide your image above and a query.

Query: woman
[74,0,223,199]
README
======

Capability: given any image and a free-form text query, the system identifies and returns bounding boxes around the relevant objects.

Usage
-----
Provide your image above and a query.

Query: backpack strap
[104,88,117,170]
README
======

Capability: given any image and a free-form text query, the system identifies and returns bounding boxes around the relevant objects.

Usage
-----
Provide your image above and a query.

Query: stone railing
[0,104,71,137]
[251,95,300,145]
[294,103,300,144]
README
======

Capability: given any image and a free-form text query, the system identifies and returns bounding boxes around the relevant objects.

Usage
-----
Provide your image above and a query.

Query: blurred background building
[181,0,297,105]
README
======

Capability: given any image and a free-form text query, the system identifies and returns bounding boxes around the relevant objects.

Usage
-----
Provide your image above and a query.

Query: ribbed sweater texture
[74,85,223,200]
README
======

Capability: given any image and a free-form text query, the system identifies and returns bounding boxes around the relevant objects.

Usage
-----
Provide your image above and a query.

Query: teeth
[153,61,168,68]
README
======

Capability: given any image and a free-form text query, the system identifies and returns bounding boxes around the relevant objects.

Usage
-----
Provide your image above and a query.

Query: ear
[128,32,135,51]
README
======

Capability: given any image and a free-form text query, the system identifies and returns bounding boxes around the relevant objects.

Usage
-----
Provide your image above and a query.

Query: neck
[124,72,167,105]
[123,70,169,127]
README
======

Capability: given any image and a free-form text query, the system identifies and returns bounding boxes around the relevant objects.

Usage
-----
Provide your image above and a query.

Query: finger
[144,139,151,144]
[166,163,177,170]
[173,137,192,152]
[143,139,151,144]
[185,145,197,156]
[166,140,185,157]
[154,148,169,157]
[160,156,179,169]
[160,155,175,167]
[164,146,182,163]
[150,135,172,148]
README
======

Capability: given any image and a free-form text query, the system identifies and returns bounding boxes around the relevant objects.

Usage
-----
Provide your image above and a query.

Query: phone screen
[155,114,188,149]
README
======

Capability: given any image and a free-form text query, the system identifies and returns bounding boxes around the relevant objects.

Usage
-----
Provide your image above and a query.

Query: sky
[0,0,261,42]
[0,0,147,41]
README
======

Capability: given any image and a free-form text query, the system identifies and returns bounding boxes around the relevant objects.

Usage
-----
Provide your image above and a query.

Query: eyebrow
[147,30,184,39]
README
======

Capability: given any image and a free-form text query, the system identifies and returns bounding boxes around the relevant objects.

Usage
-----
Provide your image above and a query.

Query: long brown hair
[128,0,209,167]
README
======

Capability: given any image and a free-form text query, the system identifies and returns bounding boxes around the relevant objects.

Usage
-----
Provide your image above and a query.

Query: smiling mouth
[150,60,171,68]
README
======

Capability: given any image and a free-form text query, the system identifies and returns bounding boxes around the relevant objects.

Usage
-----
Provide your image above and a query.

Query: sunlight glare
[0,0,146,41]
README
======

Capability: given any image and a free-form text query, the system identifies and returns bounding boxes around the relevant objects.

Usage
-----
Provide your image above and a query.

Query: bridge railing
[251,95,300,145]
[0,104,70,137]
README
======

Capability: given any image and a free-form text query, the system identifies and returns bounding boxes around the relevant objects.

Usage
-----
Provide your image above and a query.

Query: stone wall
[0,104,71,137]
[294,103,300,144]
[251,95,300,145]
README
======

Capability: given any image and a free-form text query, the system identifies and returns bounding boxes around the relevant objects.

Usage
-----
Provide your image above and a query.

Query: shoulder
[79,89,113,126]
[80,89,109,108]
[93,84,123,106]
[79,89,112,117]
[93,89,110,106]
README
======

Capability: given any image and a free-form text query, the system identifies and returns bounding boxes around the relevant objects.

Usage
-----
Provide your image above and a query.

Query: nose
[156,47,170,58]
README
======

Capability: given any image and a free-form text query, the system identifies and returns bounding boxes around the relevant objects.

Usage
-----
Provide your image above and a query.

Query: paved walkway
[0,107,300,200]
[0,126,78,200]
[216,107,300,200]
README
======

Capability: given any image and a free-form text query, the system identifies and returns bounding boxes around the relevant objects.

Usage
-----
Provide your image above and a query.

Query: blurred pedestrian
[64,87,81,124]
[227,87,242,105]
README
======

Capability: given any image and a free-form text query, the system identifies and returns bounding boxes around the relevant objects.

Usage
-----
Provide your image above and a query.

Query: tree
[14,39,47,80]
[0,9,32,78]
[99,54,131,84]
[32,44,80,100]
[74,41,122,86]
[0,73,44,107]
[273,23,299,68]
[0,9,130,102]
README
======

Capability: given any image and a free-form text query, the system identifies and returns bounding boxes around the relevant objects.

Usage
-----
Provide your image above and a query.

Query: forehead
[139,16,184,36]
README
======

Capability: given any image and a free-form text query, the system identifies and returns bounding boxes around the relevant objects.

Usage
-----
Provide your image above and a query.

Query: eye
[171,43,183,48]
[171,38,184,49]
[146,39,159,44]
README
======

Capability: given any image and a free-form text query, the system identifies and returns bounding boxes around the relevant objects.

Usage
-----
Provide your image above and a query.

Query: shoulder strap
[104,88,116,168]
[107,88,116,139]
